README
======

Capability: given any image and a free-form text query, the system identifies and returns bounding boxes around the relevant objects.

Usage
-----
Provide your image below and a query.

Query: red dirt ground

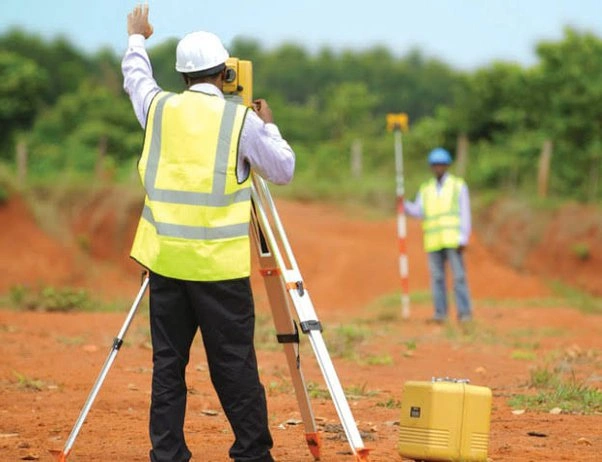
[1,195,601,461]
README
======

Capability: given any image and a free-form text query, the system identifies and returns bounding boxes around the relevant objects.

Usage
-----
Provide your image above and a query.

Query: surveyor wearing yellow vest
[405,148,473,324]
[123,6,294,462]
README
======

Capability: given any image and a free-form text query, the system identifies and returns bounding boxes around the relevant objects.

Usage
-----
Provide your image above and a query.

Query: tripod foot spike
[305,431,321,460]
[355,447,370,461]
[49,449,68,462]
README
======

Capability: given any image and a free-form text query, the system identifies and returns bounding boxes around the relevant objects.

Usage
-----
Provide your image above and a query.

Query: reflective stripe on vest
[420,175,463,252]
[140,204,249,240]
[131,91,251,281]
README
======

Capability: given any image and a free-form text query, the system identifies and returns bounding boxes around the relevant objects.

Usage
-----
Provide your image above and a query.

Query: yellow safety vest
[130,91,251,281]
[420,174,464,252]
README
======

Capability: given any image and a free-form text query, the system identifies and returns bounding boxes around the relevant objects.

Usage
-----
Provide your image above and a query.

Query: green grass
[13,372,46,391]
[364,291,431,323]
[507,329,542,350]
[3,284,137,313]
[477,287,602,314]
[509,365,602,414]
[363,354,394,366]
[307,381,331,400]
[376,397,402,409]
[253,313,279,351]
[571,243,591,261]
[56,335,86,346]
[528,366,560,388]
[7,285,92,312]
[323,323,371,360]
[403,339,418,351]
[538,327,567,337]
[511,349,538,361]
[266,379,293,396]
[548,281,602,314]
[443,321,501,345]
[344,383,380,400]
[509,381,602,414]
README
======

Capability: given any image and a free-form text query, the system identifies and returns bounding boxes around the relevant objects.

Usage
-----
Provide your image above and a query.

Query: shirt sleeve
[404,191,424,218]
[458,183,472,246]
[237,111,296,185]
[121,34,161,129]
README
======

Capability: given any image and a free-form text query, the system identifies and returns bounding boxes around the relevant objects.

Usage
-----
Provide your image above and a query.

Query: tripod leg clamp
[276,322,301,368]
[286,281,305,296]
[276,332,299,344]
[277,321,299,344]
[112,337,124,351]
[300,320,322,333]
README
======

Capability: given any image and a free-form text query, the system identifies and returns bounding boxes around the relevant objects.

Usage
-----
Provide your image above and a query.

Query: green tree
[324,82,380,140]
[535,27,602,199]
[0,51,48,157]
[0,29,92,105]
[449,62,531,140]
[29,83,141,176]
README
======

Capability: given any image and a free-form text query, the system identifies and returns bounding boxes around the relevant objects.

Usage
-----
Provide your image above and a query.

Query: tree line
[0,26,600,202]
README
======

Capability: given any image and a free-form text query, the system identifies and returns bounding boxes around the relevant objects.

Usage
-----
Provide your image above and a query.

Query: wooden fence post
[96,135,108,180]
[456,133,469,178]
[350,139,363,179]
[16,139,28,188]
[537,140,553,198]
[589,155,600,203]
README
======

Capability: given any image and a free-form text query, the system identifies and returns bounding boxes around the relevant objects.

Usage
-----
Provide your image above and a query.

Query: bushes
[0,162,14,204]
[8,285,92,312]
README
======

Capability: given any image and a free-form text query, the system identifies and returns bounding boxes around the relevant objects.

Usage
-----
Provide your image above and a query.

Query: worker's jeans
[427,248,472,321]
[148,272,274,462]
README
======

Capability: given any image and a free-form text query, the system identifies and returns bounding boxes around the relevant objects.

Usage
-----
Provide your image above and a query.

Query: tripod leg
[251,207,321,460]
[260,267,321,460]
[52,275,150,461]
[290,289,370,461]
[250,178,370,460]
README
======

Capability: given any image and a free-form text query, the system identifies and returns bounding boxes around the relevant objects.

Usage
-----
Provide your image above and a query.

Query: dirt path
[1,303,601,462]
[1,198,600,461]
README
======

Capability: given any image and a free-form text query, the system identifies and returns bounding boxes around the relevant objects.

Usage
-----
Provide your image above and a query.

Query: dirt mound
[526,202,602,296]
[2,193,551,310]
[478,199,602,297]
[0,197,75,292]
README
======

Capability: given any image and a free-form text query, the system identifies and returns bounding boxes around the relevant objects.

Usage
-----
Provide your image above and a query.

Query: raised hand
[127,4,154,39]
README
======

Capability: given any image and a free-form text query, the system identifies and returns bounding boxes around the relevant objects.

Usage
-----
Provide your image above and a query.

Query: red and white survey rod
[387,114,410,319]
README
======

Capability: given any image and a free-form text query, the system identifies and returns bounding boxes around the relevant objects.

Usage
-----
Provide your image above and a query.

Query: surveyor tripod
[54,175,370,461]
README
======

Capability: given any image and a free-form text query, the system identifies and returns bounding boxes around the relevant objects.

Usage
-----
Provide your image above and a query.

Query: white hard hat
[175,31,229,74]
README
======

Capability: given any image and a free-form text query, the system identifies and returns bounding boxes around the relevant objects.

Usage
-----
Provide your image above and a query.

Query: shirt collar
[436,172,449,185]
[189,83,224,99]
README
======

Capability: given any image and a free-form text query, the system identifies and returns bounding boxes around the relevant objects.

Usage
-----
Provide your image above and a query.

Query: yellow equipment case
[398,378,491,462]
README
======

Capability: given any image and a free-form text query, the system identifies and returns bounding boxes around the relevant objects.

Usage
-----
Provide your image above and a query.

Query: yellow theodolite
[223,57,253,107]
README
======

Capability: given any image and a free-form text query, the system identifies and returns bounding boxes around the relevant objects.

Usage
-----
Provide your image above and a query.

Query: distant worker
[405,148,472,324]
[122,5,295,462]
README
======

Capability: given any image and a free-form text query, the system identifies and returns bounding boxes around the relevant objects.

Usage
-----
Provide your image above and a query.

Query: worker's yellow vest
[420,175,464,252]
[130,91,251,281]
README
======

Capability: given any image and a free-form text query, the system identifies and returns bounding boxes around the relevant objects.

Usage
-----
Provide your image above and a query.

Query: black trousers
[148,271,274,462]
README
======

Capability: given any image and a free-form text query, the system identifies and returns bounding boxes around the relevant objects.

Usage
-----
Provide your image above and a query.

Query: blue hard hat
[427,148,452,165]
